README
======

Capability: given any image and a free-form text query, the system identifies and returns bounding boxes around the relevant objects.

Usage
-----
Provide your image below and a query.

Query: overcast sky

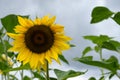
[0,0,120,80]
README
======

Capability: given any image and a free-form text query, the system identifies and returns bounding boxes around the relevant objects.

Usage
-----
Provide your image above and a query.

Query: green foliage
[23,76,31,80]
[112,12,120,25]
[84,35,112,46]
[1,14,19,33]
[54,69,85,80]
[59,54,69,64]
[74,56,119,73]
[109,73,115,79]
[91,6,120,25]
[91,6,113,23]
[82,46,92,57]
[89,77,96,80]
[32,71,45,80]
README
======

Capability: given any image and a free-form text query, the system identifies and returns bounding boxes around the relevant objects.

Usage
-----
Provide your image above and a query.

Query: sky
[0,0,120,80]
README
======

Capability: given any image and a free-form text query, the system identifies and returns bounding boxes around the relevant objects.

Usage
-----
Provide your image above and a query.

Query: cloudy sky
[0,0,120,80]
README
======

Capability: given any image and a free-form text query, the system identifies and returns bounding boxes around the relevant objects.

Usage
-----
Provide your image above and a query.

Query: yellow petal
[14,25,28,33]
[47,16,56,25]
[45,50,52,64]
[41,15,49,24]
[22,50,32,65]
[17,47,29,61]
[51,24,64,33]
[55,34,72,41]
[39,53,45,65]
[50,48,58,60]
[7,33,17,39]
[54,41,70,50]
[18,16,33,27]
[30,53,39,69]
[42,62,47,71]
[34,18,41,25]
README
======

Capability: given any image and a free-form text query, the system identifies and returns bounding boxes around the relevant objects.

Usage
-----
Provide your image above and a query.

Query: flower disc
[25,25,54,53]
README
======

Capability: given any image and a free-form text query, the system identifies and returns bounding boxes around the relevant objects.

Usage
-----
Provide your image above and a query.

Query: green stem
[99,47,105,79]
[46,61,50,80]
[21,70,24,80]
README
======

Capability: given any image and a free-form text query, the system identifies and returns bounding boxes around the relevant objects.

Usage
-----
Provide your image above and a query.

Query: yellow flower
[7,15,71,70]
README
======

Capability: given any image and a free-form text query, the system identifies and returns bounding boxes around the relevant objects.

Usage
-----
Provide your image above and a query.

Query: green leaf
[112,12,120,25]
[70,44,76,47]
[1,14,29,33]
[59,55,69,64]
[91,6,113,23]
[99,76,105,80]
[89,77,96,80]
[23,76,31,80]
[94,46,101,53]
[102,40,120,53]
[1,14,18,33]
[54,69,85,80]
[84,35,112,46]
[82,46,92,57]
[74,56,119,73]
[109,73,115,79]
[32,71,45,80]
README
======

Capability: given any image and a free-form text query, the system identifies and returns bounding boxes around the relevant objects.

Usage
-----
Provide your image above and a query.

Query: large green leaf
[112,12,120,25]
[54,69,85,80]
[91,6,113,23]
[1,14,29,33]
[74,56,119,73]
[1,14,19,33]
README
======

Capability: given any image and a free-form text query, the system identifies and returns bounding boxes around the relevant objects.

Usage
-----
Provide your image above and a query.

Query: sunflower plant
[0,14,84,80]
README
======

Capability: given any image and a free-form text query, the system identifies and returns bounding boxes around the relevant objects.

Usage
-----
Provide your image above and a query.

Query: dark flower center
[25,25,54,53]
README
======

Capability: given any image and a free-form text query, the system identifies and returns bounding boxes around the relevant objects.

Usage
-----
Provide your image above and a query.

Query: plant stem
[46,61,50,80]
[21,70,24,80]
[99,47,105,79]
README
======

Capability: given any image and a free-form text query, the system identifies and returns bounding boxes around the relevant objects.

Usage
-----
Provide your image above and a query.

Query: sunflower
[7,15,71,70]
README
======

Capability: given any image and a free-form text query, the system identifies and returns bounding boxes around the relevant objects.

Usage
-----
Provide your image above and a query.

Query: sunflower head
[7,15,71,70]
